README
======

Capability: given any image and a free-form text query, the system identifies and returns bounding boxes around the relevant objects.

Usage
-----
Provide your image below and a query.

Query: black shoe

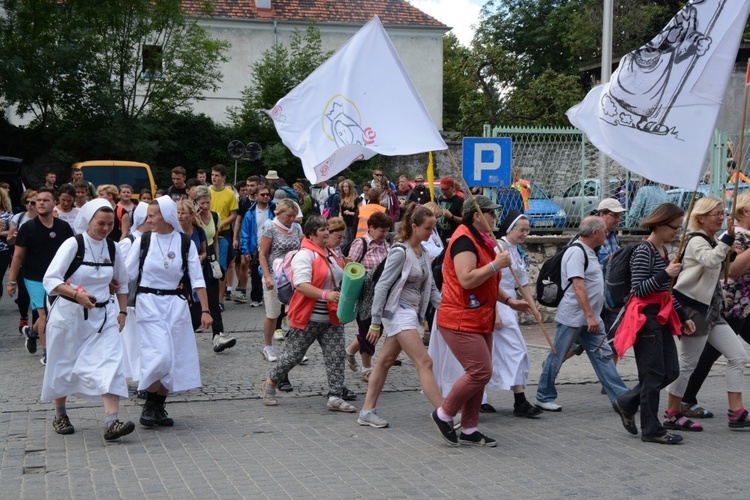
[459,430,497,447]
[218,303,225,312]
[153,404,174,426]
[513,400,542,419]
[393,359,402,366]
[479,403,496,413]
[140,403,156,427]
[341,387,358,401]
[104,420,135,441]
[642,432,683,444]
[613,400,638,435]
[431,410,458,447]
[23,325,37,354]
[136,390,147,399]
[277,380,293,392]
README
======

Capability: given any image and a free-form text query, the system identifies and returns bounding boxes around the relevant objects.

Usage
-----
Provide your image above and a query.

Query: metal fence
[482,124,745,233]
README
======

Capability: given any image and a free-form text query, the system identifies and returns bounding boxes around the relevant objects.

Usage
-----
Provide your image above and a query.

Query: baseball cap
[439,177,455,189]
[462,195,501,215]
[597,198,625,213]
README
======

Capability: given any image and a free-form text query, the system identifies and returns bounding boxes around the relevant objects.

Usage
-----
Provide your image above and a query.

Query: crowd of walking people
[6,164,750,448]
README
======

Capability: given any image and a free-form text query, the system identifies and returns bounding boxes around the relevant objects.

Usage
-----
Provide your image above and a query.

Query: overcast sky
[408,0,484,46]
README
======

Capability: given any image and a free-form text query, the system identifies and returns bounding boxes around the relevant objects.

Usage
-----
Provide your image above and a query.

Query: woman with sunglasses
[665,197,750,432]
[612,203,694,444]
[7,190,38,334]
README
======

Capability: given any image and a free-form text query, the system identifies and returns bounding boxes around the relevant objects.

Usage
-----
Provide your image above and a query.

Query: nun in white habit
[41,198,135,441]
[125,196,211,428]
[120,201,149,380]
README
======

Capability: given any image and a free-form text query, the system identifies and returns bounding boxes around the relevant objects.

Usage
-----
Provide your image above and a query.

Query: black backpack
[129,231,191,307]
[64,234,117,281]
[536,242,588,307]
[341,236,367,262]
[431,248,446,290]
[604,242,652,311]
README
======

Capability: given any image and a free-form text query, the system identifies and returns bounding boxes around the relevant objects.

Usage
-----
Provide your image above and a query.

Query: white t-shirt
[53,206,80,234]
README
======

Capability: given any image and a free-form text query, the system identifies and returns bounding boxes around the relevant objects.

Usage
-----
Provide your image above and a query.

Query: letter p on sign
[462,137,512,187]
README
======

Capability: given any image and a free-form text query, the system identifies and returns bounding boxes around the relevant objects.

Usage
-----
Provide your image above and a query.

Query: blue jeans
[536,323,628,404]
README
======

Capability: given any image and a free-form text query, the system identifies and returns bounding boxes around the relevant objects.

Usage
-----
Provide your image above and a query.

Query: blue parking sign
[462,137,512,187]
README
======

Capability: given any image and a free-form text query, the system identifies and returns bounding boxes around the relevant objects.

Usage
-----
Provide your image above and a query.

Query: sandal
[261,382,278,406]
[728,408,750,428]
[327,397,356,413]
[642,432,683,445]
[361,368,373,383]
[345,353,360,374]
[681,403,714,419]
[663,412,702,432]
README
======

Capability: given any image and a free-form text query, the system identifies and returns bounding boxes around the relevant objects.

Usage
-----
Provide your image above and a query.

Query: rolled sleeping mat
[337,262,366,324]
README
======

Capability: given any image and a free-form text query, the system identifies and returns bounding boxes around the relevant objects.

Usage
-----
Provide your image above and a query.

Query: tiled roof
[183,0,447,28]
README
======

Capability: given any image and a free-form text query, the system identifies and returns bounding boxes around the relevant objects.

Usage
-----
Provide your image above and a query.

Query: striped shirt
[629,241,682,312]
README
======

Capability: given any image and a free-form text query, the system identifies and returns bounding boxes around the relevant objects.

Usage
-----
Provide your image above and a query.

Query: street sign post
[461,137,512,187]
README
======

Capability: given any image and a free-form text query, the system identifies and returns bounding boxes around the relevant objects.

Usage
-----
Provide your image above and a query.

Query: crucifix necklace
[155,233,176,269]
[86,239,106,278]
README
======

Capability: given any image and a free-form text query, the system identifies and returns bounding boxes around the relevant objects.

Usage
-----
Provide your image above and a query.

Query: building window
[142,45,163,80]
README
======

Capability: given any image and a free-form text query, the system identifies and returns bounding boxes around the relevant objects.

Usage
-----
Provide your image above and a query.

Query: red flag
[745,59,750,85]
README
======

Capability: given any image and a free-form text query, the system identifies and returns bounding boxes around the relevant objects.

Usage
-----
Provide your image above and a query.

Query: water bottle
[468,294,480,309]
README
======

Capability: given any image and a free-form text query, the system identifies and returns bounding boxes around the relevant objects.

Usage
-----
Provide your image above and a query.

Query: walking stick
[724,60,750,284]
[444,150,556,354]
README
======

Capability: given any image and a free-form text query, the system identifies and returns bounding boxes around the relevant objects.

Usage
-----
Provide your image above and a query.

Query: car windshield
[81,167,151,194]
[529,183,548,200]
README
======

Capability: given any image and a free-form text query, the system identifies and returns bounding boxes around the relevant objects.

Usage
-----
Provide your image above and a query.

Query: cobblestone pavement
[2,294,750,498]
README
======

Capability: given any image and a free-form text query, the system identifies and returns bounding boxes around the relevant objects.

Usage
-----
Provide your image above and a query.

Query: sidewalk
[2,295,750,498]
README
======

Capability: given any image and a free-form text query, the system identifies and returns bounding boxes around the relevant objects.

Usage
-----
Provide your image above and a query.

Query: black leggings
[681,315,750,406]
[190,263,224,336]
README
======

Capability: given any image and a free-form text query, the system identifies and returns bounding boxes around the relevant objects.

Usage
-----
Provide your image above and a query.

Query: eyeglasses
[514,227,531,233]
[667,223,682,231]
[26,200,36,206]
[706,211,725,219]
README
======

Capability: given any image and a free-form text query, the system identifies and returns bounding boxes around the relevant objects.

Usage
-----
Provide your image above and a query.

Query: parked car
[73,160,157,200]
[526,183,566,228]
[667,183,750,215]
[553,177,626,225]
[0,156,27,213]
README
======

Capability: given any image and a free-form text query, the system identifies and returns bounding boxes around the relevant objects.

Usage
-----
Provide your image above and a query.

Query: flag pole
[444,150,557,354]
[724,59,750,284]
[670,189,698,291]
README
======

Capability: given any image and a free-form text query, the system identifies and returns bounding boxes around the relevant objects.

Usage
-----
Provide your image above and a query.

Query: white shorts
[382,306,420,337]
[263,284,283,319]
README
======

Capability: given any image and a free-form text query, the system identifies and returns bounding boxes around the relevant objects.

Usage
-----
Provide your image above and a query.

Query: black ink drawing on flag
[600,0,725,138]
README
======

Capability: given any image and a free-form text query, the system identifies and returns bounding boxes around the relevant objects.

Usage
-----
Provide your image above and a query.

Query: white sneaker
[273,329,286,341]
[262,346,277,362]
[535,399,562,412]
[250,301,263,307]
[213,333,236,353]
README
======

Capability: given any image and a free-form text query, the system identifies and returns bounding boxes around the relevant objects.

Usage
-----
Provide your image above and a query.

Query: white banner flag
[567,0,750,189]
[266,16,447,183]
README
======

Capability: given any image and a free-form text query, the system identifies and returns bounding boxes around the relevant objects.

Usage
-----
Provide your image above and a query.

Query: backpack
[322,191,339,219]
[279,185,299,203]
[431,248,446,290]
[604,241,653,312]
[357,243,405,321]
[272,249,300,306]
[536,242,588,307]
[130,231,191,307]
[340,236,368,262]
[64,234,117,281]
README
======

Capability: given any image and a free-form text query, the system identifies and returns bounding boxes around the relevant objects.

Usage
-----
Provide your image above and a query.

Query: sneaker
[224,290,232,301]
[262,346,277,362]
[23,325,37,354]
[273,329,286,341]
[299,355,309,365]
[213,333,237,352]
[431,409,458,446]
[218,303,225,312]
[261,382,278,406]
[358,410,389,428]
[154,405,174,426]
[18,317,28,334]
[613,400,638,435]
[250,300,263,308]
[53,414,75,435]
[327,397,356,413]
[459,430,497,447]
[40,351,46,366]
[233,291,247,303]
[513,400,542,419]
[345,353,361,374]
[535,399,562,412]
[103,419,135,440]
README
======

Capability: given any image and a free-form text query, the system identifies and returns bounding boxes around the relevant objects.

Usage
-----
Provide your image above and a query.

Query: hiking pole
[725,60,750,284]
[444,150,556,354]
[669,189,698,292]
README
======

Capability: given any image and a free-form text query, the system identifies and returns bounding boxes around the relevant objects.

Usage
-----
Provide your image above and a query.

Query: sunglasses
[258,193,270,197]
[374,173,383,177]
[26,200,36,206]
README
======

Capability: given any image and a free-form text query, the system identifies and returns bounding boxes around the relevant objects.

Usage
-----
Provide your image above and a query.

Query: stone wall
[518,234,680,325]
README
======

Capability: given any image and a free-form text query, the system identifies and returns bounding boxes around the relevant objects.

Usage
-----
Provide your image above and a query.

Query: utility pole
[599,0,614,204]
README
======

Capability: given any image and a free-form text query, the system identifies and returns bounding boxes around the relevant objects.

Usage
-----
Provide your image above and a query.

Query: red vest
[437,225,500,334]
[287,239,340,330]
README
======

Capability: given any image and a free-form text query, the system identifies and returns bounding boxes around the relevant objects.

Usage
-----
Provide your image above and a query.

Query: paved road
[2,293,750,498]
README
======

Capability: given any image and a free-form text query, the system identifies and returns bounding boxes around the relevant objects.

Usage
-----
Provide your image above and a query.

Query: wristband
[74,291,79,301]
[370,324,381,331]
[8,281,16,286]
[119,311,127,316]
[490,262,497,273]
[202,310,210,314]
[504,296,511,305]
[322,291,328,301]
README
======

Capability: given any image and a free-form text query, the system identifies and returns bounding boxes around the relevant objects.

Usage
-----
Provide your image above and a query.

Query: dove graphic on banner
[567,0,750,189]
[265,16,447,184]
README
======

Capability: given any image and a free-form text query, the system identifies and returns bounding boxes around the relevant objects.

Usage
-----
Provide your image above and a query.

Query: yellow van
[73,160,157,200]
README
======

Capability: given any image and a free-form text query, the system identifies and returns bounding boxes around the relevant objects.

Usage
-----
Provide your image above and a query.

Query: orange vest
[436,224,500,334]
[356,203,387,236]
[287,238,340,330]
